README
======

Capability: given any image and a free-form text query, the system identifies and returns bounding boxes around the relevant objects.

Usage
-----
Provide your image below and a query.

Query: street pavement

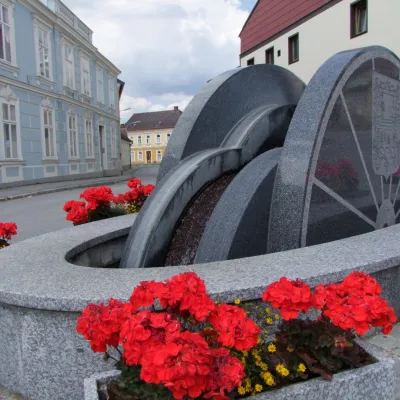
[0,166,158,243]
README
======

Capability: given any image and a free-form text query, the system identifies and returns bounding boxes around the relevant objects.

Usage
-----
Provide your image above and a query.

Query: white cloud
[63,0,249,115]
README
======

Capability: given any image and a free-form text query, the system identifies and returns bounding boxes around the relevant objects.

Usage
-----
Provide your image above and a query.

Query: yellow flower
[265,308,271,315]
[268,343,276,353]
[238,386,246,395]
[244,377,252,391]
[260,372,275,387]
[276,364,290,377]
[287,346,294,352]
[266,317,273,325]
[255,384,263,392]
[234,299,241,305]
[274,314,280,320]
[257,336,262,344]
[242,350,248,357]
[241,357,246,365]
[298,363,307,373]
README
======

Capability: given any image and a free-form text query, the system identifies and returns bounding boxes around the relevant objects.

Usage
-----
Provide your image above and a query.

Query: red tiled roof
[240,0,338,55]
[125,108,182,131]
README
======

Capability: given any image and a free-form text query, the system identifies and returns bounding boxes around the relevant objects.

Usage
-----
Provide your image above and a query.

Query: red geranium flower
[209,304,261,351]
[127,178,142,189]
[0,221,18,241]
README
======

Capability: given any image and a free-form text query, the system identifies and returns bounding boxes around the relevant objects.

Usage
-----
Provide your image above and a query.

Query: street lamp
[122,108,131,112]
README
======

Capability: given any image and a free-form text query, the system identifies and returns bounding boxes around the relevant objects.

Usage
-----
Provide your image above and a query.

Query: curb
[0,176,132,202]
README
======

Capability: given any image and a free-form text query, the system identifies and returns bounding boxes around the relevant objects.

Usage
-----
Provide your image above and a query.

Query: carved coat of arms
[372,72,400,179]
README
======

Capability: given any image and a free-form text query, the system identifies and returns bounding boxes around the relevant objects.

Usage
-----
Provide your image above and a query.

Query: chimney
[174,106,179,111]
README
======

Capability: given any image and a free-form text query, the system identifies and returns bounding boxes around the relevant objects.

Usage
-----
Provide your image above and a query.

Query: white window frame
[146,135,150,145]
[138,151,143,161]
[96,65,104,104]
[80,52,91,98]
[157,150,162,161]
[108,75,115,108]
[66,106,79,159]
[137,135,142,145]
[33,16,53,82]
[84,112,94,159]
[61,36,75,90]
[111,122,117,158]
[166,133,171,143]
[40,97,57,160]
[156,134,161,144]
[0,85,21,161]
[0,1,17,75]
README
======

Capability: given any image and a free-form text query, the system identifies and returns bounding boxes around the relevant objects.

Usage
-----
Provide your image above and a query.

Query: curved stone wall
[0,216,400,399]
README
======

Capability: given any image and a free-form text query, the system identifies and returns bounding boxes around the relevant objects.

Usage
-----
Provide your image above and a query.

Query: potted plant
[80,272,397,399]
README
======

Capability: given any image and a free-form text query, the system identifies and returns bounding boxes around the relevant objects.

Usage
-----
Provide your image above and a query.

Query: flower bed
[63,178,154,225]
[0,221,17,249]
[77,272,396,399]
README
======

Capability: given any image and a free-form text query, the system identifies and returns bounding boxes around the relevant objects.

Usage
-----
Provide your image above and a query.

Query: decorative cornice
[0,85,17,101]
[67,105,76,115]
[84,110,93,120]
[41,97,54,110]
[98,117,105,125]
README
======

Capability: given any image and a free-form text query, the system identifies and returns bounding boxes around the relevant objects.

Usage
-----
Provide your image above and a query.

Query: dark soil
[165,173,237,266]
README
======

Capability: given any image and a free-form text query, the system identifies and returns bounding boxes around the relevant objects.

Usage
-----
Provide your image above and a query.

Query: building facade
[240,0,399,83]
[126,107,182,165]
[120,127,132,170]
[0,0,121,186]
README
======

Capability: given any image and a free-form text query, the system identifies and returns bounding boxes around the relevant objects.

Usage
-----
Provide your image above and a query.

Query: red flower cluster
[314,272,397,335]
[263,272,397,335]
[63,200,89,225]
[80,186,116,210]
[63,178,155,225]
[77,272,254,399]
[209,304,261,350]
[76,299,128,352]
[0,221,18,241]
[262,277,313,320]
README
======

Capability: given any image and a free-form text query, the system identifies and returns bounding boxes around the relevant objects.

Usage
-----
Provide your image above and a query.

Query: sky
[62,0,258,122]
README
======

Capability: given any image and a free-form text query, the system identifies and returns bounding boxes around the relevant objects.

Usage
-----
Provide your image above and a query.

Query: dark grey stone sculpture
[157,65,305,182]
[268,46,400,253]
[121,65,305,269]
[194,148,281,264]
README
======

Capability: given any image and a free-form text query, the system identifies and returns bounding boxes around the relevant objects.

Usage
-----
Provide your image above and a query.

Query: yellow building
[125,107,182,164]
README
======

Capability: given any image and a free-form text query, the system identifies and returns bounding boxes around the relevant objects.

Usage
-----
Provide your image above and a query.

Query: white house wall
[240,0,400,83]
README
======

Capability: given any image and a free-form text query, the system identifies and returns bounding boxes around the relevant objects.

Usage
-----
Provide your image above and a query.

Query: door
[146,150,152,164]
[99,125,106,169]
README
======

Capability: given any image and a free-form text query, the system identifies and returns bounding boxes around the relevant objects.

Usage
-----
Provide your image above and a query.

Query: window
[63,40,75,89]
[67,109,78,158]
[146,135,150,144]
[2,102,17,158]
[96,66,104,103]
[288,34,299,64]
[157,150,162,161]
[351,0,368,38]
[167,133,171,143]
[138,135,142,145]
[265,47,274,65]
[138,151,143,161]
[277,50,281,57]
[247,58,254,66]
[36,24,52,80]
[41,100,56,159]
[111,123,117,158]
[0,5,11,63]
[156,134,161,144]
[81,55,91,97]
[85,117,94,158]
[109,76,115,108]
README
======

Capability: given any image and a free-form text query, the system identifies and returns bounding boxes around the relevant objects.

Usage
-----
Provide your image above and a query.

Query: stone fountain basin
[0,215,400,400]
[84,341,394,400]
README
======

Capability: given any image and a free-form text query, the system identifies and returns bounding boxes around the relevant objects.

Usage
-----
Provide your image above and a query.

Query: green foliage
[88,205,127,223]
[108,362,173,400]
[276,318,373,380]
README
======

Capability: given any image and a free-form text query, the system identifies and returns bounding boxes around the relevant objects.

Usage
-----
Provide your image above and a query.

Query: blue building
[0,0,121,186]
